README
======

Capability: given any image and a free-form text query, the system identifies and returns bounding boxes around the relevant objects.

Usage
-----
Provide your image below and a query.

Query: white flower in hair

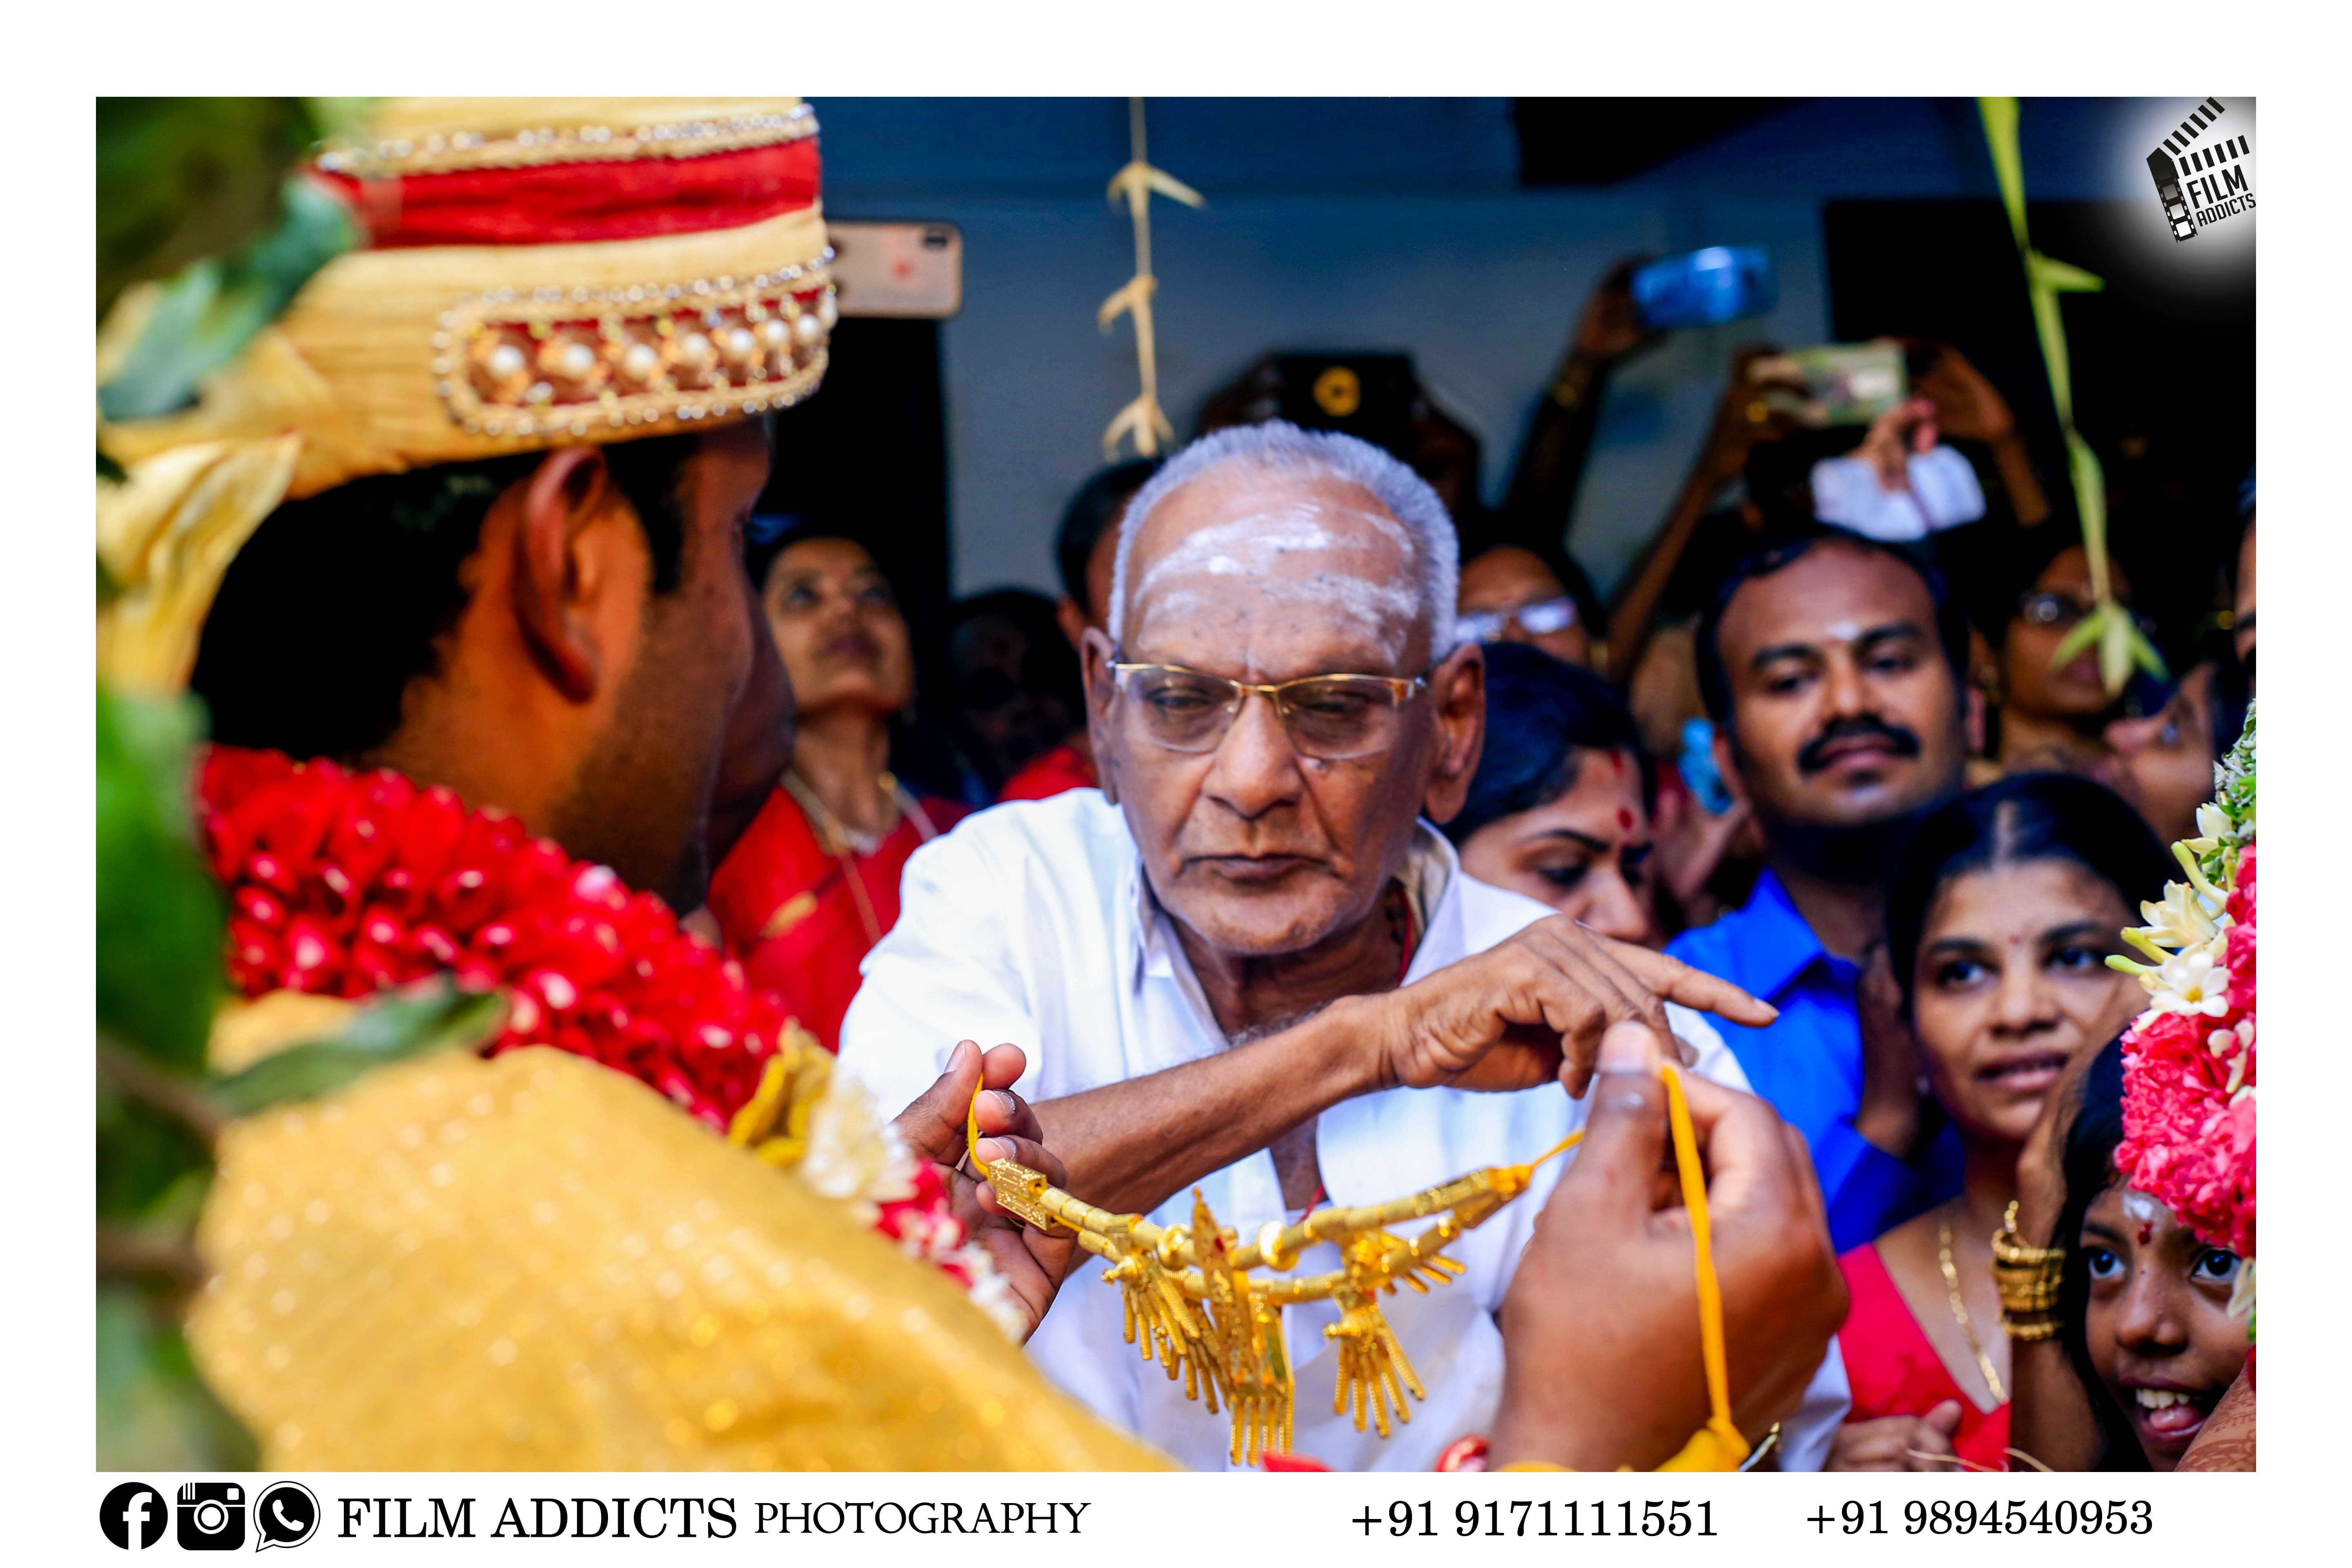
[2137,882,2225,954]
[2149,949,2232,1019]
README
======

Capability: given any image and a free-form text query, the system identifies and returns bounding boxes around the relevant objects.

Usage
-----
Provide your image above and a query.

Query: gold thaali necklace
[1937,1209,2007,1406]
[964,1064,1751,1471]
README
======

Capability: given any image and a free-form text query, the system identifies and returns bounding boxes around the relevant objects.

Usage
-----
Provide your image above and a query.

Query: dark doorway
[758,315,966,797]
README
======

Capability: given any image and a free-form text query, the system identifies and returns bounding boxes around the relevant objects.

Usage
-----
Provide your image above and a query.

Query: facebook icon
[99,1482,168,1550]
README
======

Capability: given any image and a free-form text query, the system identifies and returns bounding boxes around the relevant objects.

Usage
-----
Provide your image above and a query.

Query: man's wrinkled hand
[1371,915,1775,1099]
[1491,1022,1844,1471]
[890,1040,1077,1341]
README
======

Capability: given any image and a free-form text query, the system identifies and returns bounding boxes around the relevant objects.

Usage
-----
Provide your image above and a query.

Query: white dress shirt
[838,788,1847,1472]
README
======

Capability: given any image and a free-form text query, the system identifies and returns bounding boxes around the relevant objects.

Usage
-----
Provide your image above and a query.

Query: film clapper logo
[2147,97,2254,240]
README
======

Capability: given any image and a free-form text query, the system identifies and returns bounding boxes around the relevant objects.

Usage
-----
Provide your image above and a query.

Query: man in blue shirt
[1667,530,1979,1252]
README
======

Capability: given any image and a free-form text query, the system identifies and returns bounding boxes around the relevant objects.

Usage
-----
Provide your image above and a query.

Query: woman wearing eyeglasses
[1989,532,2140,777]
[1453,538,1604,669]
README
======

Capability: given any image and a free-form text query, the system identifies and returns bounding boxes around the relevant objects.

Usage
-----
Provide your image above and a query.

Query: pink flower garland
[2116,845,2256,1259]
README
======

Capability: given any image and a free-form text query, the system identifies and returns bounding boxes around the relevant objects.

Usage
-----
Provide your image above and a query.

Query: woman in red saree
[1825,775,2165,1472]
[706,528,966,1051]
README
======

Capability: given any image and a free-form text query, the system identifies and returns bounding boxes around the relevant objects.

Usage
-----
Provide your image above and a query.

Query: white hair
[1107,420,1461,660]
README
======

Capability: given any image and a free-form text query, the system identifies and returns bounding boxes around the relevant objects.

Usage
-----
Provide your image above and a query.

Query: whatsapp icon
[254,1482,320,1551]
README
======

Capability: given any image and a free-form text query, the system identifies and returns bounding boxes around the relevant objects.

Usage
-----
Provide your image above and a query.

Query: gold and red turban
[97,97,835,693]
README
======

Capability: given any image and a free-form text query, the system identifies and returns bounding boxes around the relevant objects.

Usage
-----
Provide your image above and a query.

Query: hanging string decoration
[1100,97,1203,459]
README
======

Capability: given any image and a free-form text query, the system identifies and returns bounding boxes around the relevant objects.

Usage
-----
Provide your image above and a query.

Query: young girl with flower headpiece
[2004,708,2255,1470]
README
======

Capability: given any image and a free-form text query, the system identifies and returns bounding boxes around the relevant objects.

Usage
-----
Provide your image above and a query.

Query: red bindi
[1617,808,1637,830]
[2137,1223,2154,1247]
[1609,751,1626,775]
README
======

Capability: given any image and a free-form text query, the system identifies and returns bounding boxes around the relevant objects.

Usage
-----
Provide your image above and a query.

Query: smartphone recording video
[1630,246,1776,331]
[1747,341,1907,427]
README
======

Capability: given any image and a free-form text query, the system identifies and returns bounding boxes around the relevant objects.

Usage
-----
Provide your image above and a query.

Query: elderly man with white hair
[840,421,1848,1470]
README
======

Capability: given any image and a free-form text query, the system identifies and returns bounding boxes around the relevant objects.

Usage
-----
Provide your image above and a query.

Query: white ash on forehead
[1108,420,1459,656]
[1128,504,1425,662]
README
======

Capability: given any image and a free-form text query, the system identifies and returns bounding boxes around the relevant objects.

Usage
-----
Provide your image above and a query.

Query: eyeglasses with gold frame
[1105,659,1428,761]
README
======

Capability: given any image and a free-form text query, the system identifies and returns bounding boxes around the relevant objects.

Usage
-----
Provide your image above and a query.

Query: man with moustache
[1671,530,1980,1251]
[838,421,1854,1471]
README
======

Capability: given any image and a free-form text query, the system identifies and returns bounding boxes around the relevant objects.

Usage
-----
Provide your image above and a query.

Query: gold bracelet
[1991,1200,2065,1263]
[1995,1274,2062,1314]
[2001,1311,2061,1342]
[1992,1200,2065,1314]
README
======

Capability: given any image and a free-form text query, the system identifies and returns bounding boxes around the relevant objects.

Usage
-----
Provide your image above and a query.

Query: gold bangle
[1991,1200,2065,1264]
[1992,1200,2065,1316]
[2002,1313,2060,1342]
[1994,1270,2063,1314]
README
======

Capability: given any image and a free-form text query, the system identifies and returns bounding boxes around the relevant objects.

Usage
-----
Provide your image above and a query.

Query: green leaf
[96,683,223,1069]
[98,176,356,422]
[2098,610,2133,696]
[96,1083,212,1222]
[97,1285,256,1471]
[97,96,318,320]
[2028,252,2105,293]
[209,980,507,1118]
[2048,599,2165,697]
[2051,610,2104,668]
[1978,97,2027,245]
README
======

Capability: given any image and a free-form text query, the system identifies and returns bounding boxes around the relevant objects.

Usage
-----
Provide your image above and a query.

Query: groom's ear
[507,446,627,704]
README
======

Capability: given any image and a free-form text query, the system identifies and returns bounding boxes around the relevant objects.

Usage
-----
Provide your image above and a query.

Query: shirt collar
[1719,868,1832,1003]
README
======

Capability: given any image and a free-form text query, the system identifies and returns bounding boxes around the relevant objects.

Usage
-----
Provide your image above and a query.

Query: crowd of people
[717,260,2256,1472]
[105,96,2254,1475]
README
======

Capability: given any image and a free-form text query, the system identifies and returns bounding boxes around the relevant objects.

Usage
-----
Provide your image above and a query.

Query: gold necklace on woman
[780,768,943,948]
[1938,1209,2007,1405]
[780,769,897,944]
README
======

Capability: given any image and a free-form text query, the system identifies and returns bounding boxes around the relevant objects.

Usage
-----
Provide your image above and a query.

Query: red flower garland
[198,745,788,1131]
[2115,845,2256,1259]
[197,746,1024,1332]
